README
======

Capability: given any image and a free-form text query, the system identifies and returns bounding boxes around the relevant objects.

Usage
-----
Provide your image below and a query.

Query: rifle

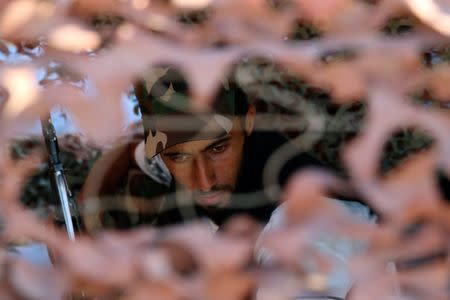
[41,116,83,240]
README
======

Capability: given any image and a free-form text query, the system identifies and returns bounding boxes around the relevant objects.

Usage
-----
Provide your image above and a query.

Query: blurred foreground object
[0,0,448,299]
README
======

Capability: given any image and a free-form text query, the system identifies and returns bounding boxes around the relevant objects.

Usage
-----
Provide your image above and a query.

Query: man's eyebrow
[161,151,189,157]
[203,136,231,152]
[162,151,189,157]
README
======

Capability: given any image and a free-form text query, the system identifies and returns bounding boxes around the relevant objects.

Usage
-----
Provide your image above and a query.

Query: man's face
[160,117,247,208]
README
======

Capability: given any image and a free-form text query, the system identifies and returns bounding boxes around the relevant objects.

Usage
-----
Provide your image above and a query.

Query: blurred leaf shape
[48,24,101,52]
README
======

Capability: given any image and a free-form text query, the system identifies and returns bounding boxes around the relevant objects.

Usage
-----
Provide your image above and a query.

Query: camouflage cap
[136,67,248,159]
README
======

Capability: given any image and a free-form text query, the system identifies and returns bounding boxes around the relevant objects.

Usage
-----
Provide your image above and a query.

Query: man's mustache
[194,185,234,197]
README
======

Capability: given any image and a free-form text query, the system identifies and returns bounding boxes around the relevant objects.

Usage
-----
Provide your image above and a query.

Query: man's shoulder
[78,141,177,230]
[79,140,172,200]
[256,199,376,298]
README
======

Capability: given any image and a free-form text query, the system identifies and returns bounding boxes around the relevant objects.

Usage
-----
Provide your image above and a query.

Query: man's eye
[209,144,227,154]
[171,154,190,163]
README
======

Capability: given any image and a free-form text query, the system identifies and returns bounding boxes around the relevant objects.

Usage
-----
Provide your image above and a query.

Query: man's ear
[244,104,256,136]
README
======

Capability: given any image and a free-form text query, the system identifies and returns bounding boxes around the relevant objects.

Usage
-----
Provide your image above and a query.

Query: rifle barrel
[41,116,79,240]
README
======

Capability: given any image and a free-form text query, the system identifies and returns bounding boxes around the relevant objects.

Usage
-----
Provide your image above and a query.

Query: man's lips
[197,191,226,206]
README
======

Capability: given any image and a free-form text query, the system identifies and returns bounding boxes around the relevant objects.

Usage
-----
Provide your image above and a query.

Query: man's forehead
[160,117,242,155]
[161,135,231,154]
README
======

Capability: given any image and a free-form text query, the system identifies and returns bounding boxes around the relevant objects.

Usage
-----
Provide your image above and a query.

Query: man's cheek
[215,159,240,186]
[170,167,195,189]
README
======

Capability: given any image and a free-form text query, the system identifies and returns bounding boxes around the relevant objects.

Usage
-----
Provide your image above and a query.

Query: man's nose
[193,156,216,191]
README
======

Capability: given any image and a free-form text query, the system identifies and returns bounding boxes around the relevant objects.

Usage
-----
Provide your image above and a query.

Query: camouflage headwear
[136,67,249,159]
